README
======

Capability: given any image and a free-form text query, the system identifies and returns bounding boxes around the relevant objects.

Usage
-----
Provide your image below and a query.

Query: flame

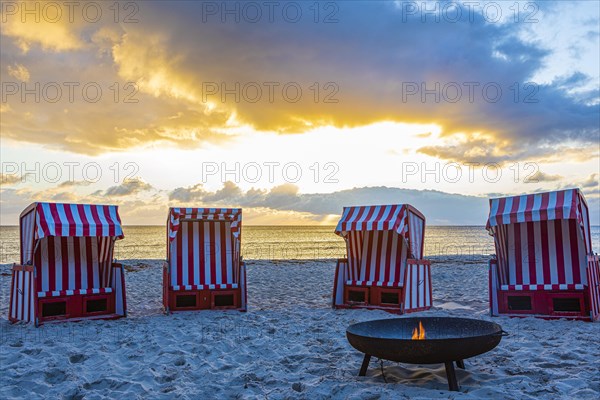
[412,321,425,340]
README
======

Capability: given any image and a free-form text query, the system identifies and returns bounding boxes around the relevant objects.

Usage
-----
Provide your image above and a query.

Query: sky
[1,0,599,225]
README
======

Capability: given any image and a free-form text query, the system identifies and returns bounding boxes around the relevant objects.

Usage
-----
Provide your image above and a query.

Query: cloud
[0,2,597,159]
[7,63,30,82]
[104,178,153,197]
[523,171,562,183]
[1,1,85,52]
[167,181,491,225]
[580,173,599,189]
[58,180,92,188]
[0,173,22,186]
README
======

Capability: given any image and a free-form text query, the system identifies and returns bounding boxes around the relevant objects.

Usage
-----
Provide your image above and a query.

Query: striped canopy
[335,204,413,236]
[486,189,588,229]
[26,202,124,240]
[486,188,594,289]
[19,202,123,265]
[335,204,427,272]
[168,207,242,242]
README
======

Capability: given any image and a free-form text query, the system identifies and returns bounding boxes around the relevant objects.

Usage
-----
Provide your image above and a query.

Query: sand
[1,256,599,399]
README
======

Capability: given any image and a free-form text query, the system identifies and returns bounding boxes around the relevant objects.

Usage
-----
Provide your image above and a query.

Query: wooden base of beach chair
[37,292,117,324]
[496,289,589,320]
[168,288,242,312]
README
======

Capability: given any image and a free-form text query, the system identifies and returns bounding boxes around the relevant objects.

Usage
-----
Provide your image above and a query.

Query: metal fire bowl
[346,317,505,365]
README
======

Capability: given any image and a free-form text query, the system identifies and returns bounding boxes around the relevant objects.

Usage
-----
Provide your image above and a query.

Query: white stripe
[95,205,110,237]
[547,191,557,220]
[532,194,542,222]
[561,220,573,284]
[203,222,211,284]
[225,222,233,284]
[83,205,96,236]
[563,189,573,219]
[489,199,500,227]
[70,204,84,236]
[215,223,223,284]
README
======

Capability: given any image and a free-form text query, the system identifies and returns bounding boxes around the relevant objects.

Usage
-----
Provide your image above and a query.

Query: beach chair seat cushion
[170,283,238,291]
[37,287,113,298]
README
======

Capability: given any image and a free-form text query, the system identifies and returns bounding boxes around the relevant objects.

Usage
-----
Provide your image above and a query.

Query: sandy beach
[1,256,599,399]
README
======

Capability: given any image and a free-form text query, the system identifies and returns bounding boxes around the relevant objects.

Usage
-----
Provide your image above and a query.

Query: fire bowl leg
[359,354,372,376]
[444,361,460,391]
[456,360,465,369]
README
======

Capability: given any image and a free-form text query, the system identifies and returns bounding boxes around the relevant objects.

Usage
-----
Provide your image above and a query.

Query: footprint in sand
[68,354,88,364]
[44,369,67,384]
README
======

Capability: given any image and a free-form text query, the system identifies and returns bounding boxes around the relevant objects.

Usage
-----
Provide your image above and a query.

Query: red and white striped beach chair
[487,189,600,321]
[332,204,433,313]
[8,202,127,326]
[163,208,247,312]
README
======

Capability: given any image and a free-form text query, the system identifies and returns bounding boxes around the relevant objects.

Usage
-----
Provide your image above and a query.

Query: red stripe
[352,207,367,230]
[89,206,102,236]
[48,203,62,235]
[176,227,183,286]
[509,197,520,224]
[540,221,550,285]
[64,205,76,236]
[199,222,206,285]
[35,242,42,291]
[102,205,115,236]
[524,196,535,222]
[187,222,194,286]
[539,193,549,220]
[36,204,51,237]
[209,223,217,284]
[513,224,523,284]
[554,220,566,284]
[363,232,373,281]
[496,197,507,226]
[568,220,581,284]
[48,237,56,292]
[61,237,69,291]
[555,191,565,219]
[384,232,393,283]
[373,207,386,228]
[85,237,94,289]
[526,222,536,284]
[74,237,82,289]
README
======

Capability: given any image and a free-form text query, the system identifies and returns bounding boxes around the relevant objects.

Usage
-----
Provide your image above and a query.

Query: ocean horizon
[2,225,599,262]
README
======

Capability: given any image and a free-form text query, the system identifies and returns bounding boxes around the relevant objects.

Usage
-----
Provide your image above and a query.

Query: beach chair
[8,202,126,326]
[163,208,247,312]
[332,204,432,313]
[487,189,600,321]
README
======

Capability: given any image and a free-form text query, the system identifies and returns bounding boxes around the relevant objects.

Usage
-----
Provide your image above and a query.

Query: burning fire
[412,321,425,340]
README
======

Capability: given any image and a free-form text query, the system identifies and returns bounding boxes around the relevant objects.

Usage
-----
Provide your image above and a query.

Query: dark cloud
[168,181,491,225]
[1,2,598,159]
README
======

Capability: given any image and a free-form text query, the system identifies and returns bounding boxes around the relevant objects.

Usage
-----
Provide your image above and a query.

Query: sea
[1,226,599,262]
